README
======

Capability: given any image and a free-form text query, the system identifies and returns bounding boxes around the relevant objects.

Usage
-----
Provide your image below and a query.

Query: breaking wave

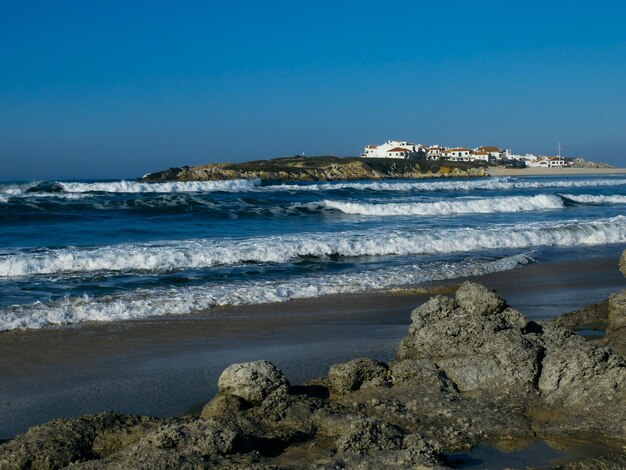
[560,194,626,205]
[262,177,626,193]
[0,254,531,331]
[0,179,261,196]
[322,194,563,216]
[3,177,626,199]
[57,179,261,193]
[1,217,624,277]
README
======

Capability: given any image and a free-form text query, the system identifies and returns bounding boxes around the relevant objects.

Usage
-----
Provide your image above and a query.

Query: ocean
[1,174,626,332]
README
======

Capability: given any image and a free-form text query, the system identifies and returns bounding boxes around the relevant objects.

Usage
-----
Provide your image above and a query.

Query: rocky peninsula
[2,252,625,469]
[139,156,488,183]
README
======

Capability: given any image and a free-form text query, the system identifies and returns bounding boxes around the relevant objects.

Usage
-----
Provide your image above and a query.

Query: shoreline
[1,252,625,468]
[487,167,626,176]
[1,247,625,440]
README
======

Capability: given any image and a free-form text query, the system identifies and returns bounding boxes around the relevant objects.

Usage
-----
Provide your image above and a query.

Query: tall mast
[557,142,562,158]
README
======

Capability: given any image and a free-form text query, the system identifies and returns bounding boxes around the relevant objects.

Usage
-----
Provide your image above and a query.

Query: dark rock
[327,358,390,394]
[0,412,157,470]
[200,394,248,419]
[552,300,609,331]
[390,359,456,392]
[244,393,323,445]
[336,418,405,454]
[79,418,242,469]
[552,450,626,469]
[608,289,626,324]
[604,289,626,357]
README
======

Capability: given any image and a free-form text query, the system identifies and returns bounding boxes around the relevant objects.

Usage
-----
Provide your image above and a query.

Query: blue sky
[1,0,625,179]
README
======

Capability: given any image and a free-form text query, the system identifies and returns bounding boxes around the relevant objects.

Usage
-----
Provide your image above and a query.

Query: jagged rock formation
[139,156,488,183]
[571,158,615,169]
[327,358,390,394]
[553,249,626,357]
[2,277,626,468]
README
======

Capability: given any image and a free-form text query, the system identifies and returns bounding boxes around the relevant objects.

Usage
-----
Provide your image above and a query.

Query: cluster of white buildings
[505,152,567,168]
[362,140,570,167]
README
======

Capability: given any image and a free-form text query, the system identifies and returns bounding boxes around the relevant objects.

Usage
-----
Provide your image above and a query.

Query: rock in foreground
[552,250,626,357]
[2,281,626,469]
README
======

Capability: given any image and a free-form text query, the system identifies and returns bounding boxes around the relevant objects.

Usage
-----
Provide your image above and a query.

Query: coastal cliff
[139,156,488,183]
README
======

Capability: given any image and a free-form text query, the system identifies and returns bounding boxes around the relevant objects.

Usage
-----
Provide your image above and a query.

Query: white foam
[322,194,563,216]
[0,192,97,205]
[4,177,626,197]
[561,194,626,204]
[1,217,624,277]
[262,177,626,193]
[58,179,260,193]
[0,254,531,331]
[0,182,41,195]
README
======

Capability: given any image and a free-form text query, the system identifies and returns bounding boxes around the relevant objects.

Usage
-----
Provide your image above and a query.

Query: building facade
[362,140,426,159]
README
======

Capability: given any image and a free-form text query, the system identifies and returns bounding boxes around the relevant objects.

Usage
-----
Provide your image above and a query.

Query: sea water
[1,174,626,331]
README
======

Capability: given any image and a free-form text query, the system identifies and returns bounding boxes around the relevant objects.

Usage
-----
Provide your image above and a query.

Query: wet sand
[1,246,625,439]
[487,167,626,176]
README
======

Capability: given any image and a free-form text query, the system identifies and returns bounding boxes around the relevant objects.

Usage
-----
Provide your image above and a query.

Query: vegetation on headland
[139,156,489,183]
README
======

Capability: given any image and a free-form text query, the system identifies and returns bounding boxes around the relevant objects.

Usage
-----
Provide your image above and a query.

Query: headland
[139,155,625,184]
[139,156,488,183]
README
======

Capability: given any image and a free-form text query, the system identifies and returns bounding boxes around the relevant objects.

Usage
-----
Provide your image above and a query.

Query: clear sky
[1,0,625,180]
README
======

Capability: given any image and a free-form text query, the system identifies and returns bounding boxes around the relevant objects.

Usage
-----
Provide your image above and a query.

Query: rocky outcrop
[139,156,489,183]
[2,280,626,468]
[552,299,609,331]
[605,287,626,357]
[571,158,615,169]
[327,357,390,394]
[398,281,625,430]
[216,360,289,405]
[390,359,456,391]
[552,249,626,357]
[335,417,404,454]
[397,283,539,396]
[0,412,158,470]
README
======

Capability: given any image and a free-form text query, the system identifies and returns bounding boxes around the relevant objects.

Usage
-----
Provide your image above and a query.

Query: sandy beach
[487,167,626,176]
[1,245,624,440]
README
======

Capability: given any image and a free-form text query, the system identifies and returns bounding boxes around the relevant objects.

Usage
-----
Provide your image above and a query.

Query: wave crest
[560,194,626,204]
[322,194,563,216]
[0,217,624,277]
[262,177,626,193]
[0,254,531,331]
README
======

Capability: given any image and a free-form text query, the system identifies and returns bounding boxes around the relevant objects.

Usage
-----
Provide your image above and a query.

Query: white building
[362,140,426,159]
[474,146,501,159]
[526,157,566,168]
[442,148,472,161]
[426,145,443,159]
[470,151,490,162]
